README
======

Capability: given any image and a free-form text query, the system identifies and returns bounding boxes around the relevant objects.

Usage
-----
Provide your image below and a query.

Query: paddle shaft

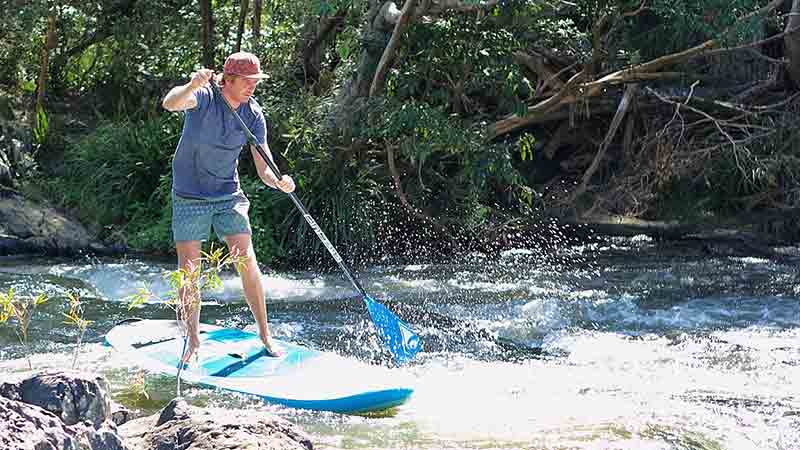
[210,82,368,298]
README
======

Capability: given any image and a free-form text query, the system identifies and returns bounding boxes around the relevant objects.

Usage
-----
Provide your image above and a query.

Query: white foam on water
[47,261,350,304]
[391,327,799,449]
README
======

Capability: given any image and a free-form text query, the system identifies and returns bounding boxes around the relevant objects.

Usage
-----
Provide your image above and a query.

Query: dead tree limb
[489,0,785,139]
[571,84,639,206]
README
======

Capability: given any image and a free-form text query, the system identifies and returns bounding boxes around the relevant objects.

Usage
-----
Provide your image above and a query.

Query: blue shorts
[171,191,251,242]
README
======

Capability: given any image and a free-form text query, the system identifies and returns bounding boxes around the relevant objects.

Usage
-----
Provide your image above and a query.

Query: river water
[0,235,798,450]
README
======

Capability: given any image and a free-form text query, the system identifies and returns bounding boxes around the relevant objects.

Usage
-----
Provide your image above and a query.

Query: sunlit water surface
[0,236,798,450]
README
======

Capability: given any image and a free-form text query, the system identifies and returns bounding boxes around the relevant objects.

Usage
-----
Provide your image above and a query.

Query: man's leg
[176,240,203,362]
[224,233,282,356]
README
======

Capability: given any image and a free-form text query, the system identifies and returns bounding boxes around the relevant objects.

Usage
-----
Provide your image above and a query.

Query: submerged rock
[120,398,314,450]
[110,400,134,426]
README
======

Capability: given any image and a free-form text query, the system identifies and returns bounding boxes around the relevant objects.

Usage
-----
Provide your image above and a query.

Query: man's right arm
[162,68,213,112]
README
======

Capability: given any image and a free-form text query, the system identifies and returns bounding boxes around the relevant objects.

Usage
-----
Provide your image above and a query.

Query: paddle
[209,81,421,364]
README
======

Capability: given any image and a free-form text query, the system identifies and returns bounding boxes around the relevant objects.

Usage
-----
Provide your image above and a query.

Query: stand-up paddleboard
[105,319,413,414]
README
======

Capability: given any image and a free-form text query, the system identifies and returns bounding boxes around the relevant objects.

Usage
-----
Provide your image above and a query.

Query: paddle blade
[363,295,421,365]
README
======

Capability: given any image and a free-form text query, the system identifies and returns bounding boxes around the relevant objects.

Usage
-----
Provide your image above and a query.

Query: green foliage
[355,99,530,220]
[618,0,767,61]
[400,8,527,115]
[238,178,286,263]
[127,244,245,313]
[256,82,386,264]
[44,114,181,243]
[284,151,382,265]
[33,104,48,145]
[126,174,174,253]
[519,134,536,162]
[0,288,48,370]
[63,291,91,369]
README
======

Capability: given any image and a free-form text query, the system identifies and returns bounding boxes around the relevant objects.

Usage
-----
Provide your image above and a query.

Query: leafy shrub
[44,114,181,243]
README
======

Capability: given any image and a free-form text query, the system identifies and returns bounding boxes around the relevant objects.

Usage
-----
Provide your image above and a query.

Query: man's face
[225,76,261,103]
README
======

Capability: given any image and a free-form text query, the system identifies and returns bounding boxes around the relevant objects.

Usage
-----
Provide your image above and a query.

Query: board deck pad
[105,320,414,414]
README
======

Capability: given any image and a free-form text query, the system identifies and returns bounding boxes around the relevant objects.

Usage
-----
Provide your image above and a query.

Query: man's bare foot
[262,336,283,357]
[181,333,201,363]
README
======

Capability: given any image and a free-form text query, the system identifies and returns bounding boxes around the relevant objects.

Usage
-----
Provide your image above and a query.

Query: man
[162,51,294,361]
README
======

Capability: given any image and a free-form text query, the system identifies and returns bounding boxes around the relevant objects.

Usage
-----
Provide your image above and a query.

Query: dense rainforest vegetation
[2,0,800,268]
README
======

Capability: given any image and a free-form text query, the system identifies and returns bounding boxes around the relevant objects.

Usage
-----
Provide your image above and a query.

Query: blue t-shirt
[171,86,267,199]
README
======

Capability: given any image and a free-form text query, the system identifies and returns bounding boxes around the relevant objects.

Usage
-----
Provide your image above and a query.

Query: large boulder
[0,192,95,255]
[2,371,112,427]
[120,398,314,450]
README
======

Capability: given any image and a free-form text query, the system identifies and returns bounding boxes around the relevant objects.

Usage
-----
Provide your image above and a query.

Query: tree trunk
[236,0,250,52]
[294,8,349,87]
[346,2,396,101]
[785,0,800,86]
[36,12,57,112]
[200,0,215,68]
[252,0,262,45]
[331,0,499,127]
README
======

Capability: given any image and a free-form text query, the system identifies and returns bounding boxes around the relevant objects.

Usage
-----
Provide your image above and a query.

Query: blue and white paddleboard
[105,319,414,414]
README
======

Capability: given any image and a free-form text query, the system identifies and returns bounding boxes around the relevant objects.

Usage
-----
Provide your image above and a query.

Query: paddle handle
[209,82,368,298]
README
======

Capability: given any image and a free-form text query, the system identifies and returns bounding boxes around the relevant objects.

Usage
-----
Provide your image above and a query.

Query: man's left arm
[250,142,280,188]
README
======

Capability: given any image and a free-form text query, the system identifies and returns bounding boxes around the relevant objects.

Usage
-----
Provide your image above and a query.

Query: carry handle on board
[209,80,421,364]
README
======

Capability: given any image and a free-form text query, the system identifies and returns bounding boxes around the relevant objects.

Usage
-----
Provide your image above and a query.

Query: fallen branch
[570,83,639,206]
[489,0,785,139]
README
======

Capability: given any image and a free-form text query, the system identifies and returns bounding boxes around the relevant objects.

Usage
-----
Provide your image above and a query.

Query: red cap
[223,52,268,79]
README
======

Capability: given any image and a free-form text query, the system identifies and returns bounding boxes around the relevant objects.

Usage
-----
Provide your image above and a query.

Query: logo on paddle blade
[398,321,421,354]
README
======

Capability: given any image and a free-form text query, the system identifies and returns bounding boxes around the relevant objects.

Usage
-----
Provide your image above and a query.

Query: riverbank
[3,185,799,269]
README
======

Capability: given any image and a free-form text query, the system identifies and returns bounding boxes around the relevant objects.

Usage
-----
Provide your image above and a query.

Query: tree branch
[51,0,141,73]
[512,51,566,92]
[370,0,419,96]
